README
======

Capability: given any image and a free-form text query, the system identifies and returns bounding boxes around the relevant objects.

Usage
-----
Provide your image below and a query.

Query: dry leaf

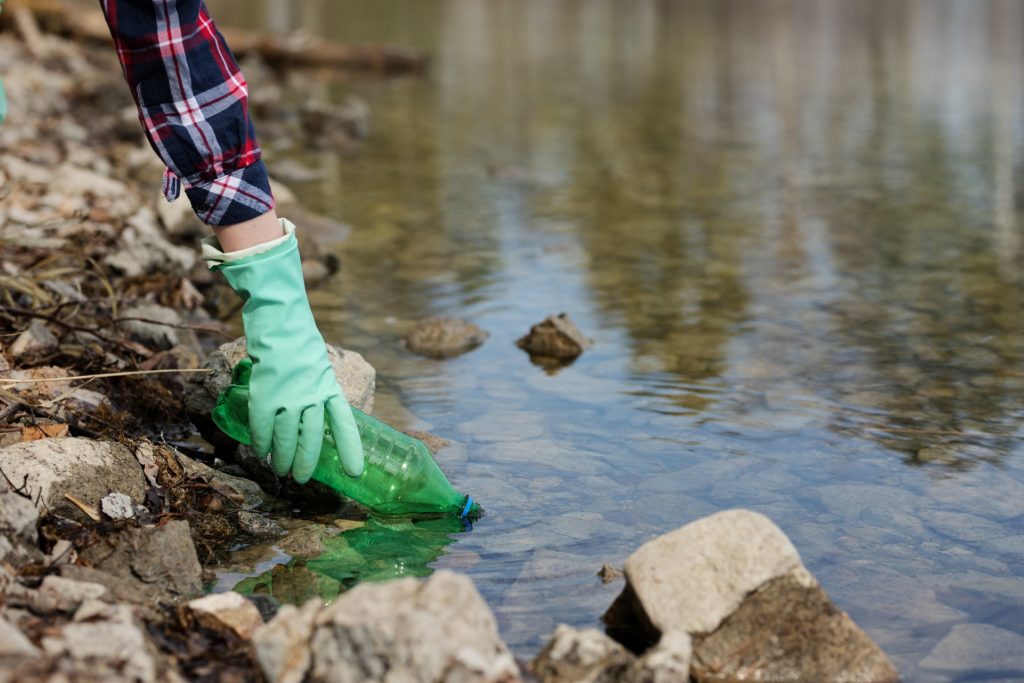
[20,423,69,442]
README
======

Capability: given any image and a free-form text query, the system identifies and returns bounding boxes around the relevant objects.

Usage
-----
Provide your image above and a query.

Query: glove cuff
[202,218,296,268]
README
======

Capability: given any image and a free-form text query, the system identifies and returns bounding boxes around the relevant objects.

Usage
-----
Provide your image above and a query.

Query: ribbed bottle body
[212,358,480,519]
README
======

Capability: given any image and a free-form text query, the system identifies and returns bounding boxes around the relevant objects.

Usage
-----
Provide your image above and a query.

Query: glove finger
[270,410,301,478]
[249,403,274,460]
[326,395,364,477]
[292,405,325,485]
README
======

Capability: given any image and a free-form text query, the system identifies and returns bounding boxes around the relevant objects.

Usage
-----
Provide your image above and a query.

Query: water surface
[212,1,1024,679]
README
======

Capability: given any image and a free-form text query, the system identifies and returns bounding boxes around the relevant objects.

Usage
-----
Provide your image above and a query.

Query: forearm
[99,0,275,231]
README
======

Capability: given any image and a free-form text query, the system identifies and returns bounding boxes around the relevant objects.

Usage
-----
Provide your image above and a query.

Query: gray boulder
[252,570,520,683]
[77,519,202,606]
[603,509,898,683]
[0,438,146,520]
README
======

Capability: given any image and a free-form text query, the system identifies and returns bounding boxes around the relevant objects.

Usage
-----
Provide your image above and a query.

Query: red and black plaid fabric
[100,0,274,226]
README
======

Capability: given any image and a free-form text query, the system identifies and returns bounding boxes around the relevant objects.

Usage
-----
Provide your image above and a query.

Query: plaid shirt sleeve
[100,0,274,226]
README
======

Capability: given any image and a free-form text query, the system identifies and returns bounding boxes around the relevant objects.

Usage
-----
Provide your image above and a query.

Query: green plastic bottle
[212,357,481,520]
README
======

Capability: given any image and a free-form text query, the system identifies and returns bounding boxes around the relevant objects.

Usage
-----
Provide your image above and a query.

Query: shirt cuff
[202,218,295,268]
[172,160,275,227]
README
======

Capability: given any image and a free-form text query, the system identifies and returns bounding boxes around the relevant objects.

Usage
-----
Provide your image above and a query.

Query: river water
[211,1,1024,679]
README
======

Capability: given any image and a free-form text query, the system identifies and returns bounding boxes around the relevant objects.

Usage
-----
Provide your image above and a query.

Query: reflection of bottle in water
[213,358,481,520]
[233,516,465,603]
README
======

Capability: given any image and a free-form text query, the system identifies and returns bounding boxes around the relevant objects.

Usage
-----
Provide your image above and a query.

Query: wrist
[214,209,284,252]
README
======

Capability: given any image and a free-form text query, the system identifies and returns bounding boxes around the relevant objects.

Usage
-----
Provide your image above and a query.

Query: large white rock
[252,570,520,683]
[0,438,146,519]
[617,509,803,636]
[603,509,899,683]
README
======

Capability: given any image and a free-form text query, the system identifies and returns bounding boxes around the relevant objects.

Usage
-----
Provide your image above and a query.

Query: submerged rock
[405,317,489,359]
[516,313,593,364]
[0,438,146,520]
[602,509,898,683]
[252,570,520,683]
[919,623,1024,679]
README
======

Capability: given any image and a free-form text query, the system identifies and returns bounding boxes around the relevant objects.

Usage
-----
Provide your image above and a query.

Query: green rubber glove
[214,229,364,483]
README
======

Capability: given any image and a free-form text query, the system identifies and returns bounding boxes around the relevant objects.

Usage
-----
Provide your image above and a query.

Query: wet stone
[598,563,624,584]
[405,317,489,359]
[516,313,593,362]
[237,511,286,538]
